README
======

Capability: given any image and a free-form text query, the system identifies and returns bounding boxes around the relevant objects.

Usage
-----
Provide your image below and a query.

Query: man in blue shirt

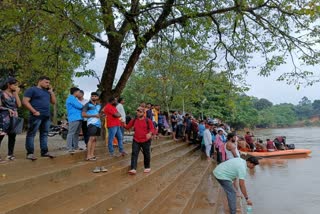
[82,92,101,161]
[66,87,83,153]
[23,76,56,160]
[213,157,259,214]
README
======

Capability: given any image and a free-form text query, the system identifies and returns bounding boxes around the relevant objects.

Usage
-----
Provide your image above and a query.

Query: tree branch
[68,18,109,48]
[99,0,117,40]
[142,0,175,44]
[40,8,109,48]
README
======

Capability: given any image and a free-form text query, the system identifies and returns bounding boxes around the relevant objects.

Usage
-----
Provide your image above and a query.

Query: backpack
[132,117,152,144]
[133,117,150,132]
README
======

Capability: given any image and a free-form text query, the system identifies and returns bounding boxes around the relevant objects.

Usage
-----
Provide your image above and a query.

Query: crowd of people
[238,132,290,152]
[0,76,260,213]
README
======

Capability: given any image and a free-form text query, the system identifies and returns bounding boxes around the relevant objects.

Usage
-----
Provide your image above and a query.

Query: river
[246,127,320,214]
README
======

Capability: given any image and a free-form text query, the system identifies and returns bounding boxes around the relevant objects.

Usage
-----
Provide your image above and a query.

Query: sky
[74,44,320,105]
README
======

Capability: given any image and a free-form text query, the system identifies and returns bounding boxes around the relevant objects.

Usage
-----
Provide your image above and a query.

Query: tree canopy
[1,0,320,105]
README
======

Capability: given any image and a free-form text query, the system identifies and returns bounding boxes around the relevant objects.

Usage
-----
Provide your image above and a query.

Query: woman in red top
[125,107,155,175]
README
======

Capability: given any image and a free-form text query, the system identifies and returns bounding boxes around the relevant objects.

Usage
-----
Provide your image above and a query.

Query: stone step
[182,161,220,214]
[79,146,200,214]
[27,145,199,214]
[1,142,191,213]
[0,139,174,186]
[140,155,212,214]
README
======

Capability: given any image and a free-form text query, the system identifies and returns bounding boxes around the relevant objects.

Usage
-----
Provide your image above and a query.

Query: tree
[312,100,320,115]
[253,98,273,111]
[295,96,313,119]
[299,96,312,106]
[122,43,215,114]
[2,0,319,104]
[122,40,258,129]
[228,95,259,129]
[271,104,297,127]
[0,1,97,122]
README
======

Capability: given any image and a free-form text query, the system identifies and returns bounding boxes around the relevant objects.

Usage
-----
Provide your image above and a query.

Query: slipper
[143,168,151,173]
[100,166,108,172]
[128,169,137,175]
[92,167,101,173]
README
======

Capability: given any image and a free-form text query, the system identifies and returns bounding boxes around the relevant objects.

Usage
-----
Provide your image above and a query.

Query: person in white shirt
[116,97,126,138]
[203,121,214,160]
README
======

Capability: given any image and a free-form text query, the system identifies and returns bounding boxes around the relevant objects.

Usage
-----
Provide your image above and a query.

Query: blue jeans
[25,115,51,155]
[107,126,124,154]
[215,178,237,214]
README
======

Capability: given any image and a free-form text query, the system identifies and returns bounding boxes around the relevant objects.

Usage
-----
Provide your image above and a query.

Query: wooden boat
[241,149,312,158]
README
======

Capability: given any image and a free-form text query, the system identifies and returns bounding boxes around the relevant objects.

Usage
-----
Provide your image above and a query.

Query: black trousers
[216,146,222,164]
[0,133,16,156]
[81,121,89,145]
[130,140,151,170]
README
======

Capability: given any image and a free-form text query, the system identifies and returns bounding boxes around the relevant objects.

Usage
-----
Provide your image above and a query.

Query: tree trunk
[100,44,122,105]
[100,46,143,106]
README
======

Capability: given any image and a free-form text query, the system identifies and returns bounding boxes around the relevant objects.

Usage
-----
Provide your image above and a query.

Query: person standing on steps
[203,121,214,161]
[66,87,83,154]
[0,77,21,161]
[213,157,259,214]
[116,97,126,141]
[170,111,178,141]
[78,90,89,147]
[23,76,56,160]
[82,92,101,161]
[125,106,155,175]
[103,97,127,157]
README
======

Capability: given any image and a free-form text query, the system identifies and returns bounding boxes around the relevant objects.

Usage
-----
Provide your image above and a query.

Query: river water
[246,127,320,214]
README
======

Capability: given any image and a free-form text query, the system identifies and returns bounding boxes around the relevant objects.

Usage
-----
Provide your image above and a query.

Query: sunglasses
[136,109,143,113]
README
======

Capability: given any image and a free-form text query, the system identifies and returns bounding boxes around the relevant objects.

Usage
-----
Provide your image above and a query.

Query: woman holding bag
[0,77,21,161]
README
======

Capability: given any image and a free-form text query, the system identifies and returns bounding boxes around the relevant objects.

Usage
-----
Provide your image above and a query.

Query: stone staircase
[0,137,244,214]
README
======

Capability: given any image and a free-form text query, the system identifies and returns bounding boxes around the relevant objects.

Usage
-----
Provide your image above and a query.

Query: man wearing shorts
[170,111,177,141]
[82,92,101,161]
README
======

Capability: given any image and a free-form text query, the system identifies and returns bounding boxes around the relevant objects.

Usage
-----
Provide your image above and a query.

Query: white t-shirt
[116,103,126,123]
[203,129,212,145]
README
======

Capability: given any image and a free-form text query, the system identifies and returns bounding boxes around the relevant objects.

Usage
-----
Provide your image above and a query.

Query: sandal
[7,155,15,161]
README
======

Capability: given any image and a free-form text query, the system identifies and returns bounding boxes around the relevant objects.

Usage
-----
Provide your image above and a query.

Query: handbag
[9,116,24,134]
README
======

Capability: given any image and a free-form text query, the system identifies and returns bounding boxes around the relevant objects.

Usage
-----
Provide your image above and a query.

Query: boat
[241,149,312,158]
